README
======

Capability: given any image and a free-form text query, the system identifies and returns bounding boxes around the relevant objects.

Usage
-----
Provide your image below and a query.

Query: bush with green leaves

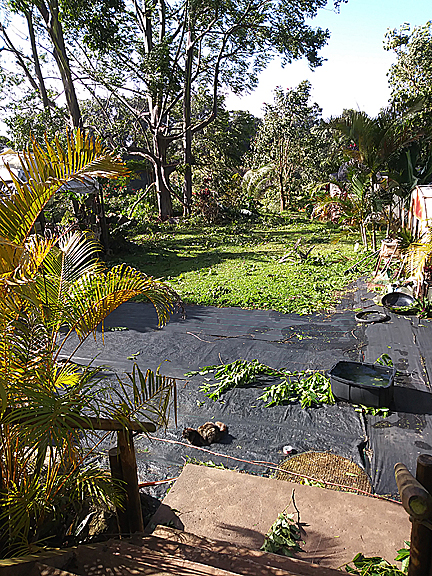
[0,131,178,557]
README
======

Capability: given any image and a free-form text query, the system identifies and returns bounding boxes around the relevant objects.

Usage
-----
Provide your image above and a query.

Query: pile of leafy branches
[345,544,410,575]
[261,509,304,557]
[186,360,335,408]
[259,370,335,408]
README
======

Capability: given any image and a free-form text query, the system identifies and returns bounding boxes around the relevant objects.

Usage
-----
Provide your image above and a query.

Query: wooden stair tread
[110,537,298,576]
[71,541,243,576]
[149,526,344,576]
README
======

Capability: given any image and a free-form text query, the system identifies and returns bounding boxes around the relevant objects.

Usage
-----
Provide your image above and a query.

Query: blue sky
[226,0,431,119]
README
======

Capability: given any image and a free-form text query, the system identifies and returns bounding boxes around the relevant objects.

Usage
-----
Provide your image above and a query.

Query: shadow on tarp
[392,385,432,415]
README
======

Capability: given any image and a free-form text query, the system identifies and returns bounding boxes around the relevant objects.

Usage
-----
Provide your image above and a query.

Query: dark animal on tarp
[182,421,228,446]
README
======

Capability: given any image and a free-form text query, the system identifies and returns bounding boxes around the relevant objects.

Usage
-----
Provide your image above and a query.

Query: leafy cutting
[353,404,390,418]
[261,509,304,557]
[345,542,410,575]
[259,370,335,408]
[186,359,335,408]
[186,359,275,401]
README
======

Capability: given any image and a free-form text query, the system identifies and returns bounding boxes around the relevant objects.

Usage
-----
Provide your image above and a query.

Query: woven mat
[276,451,373,494]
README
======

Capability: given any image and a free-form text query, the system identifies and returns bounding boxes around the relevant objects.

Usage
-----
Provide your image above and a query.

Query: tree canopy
[385,21,432,112]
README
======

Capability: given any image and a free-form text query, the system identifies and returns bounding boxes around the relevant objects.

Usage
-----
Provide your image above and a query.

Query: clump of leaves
[345,543,410,575]
[259,370,335,408]
[186,359,275,401]
[261,510,304,557]
[353,404,390,418]
[376,354,393,367]
[182,456,232,470]
[415,297,432,318]
[186,360,335,408]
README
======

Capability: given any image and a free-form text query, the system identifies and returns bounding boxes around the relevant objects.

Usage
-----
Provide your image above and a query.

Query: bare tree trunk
[183,37,193,217]
[38,0,82,128]
[279,170,286,212]
[360,222,368,250]
[25,10,51,111]
[154,134,173,219]
[155,163,173,219]
[371,221,376,251]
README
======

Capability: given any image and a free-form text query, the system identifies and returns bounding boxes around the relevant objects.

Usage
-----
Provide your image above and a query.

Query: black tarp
[60,279,432,499]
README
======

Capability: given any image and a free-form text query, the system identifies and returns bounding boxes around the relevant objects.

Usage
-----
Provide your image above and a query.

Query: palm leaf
[55,264,177,356]
[109,363,177,429]
[0,130,129,245]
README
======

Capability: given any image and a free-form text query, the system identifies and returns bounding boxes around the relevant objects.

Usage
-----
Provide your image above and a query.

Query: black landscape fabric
[61,280,432,499]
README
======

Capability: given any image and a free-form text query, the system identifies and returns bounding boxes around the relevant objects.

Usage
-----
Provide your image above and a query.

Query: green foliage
[182,456,232,471]
[353,405,390,418]
[3,92,69,150]
[187,360,335,408]
[0,132,177,557]
[385,21,432,114]
[249,82,340,211]
[261,510,304,557]
[191,91,259,208]
[186,359,275,401]
[395,543,410,574]
[345,545,410,575]
[259,370,335,409]
[376,354,394,367]
[120,217,371,314]
[327,108,420,246]
[59,0,130,54]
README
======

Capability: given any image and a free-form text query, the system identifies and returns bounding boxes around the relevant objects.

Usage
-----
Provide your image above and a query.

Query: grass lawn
[113,214,373,314]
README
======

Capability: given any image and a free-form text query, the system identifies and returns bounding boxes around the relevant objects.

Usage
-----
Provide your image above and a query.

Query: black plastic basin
[329,361,396,408]
[382,292,416,311]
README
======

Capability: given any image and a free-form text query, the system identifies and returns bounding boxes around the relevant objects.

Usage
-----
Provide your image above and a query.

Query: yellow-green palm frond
[110,363,177,430]
[0,235,57,290]
[57,264,178,352]
[0,130,129,245]
[35,231,103,336]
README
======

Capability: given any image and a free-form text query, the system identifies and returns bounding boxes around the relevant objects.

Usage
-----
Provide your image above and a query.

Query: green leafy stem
[186,359,335,408]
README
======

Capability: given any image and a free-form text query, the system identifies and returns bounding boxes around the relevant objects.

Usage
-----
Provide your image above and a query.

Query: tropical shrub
[0,131,178,556]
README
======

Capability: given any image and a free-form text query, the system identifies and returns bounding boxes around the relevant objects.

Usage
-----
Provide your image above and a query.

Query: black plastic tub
[381,292,416,314]
[328,361,396,408]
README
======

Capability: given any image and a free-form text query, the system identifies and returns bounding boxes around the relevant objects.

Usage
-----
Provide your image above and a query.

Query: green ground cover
[114,215,372,314]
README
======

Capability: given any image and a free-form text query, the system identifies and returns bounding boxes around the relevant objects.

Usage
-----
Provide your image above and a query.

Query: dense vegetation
[0,0,432,566]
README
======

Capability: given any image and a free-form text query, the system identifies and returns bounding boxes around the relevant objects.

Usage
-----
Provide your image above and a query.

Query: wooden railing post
[117,429,144,533]
[57,415,154,536]
[395,455,432,576]
[410,455,432,576]
[108,447,130,535]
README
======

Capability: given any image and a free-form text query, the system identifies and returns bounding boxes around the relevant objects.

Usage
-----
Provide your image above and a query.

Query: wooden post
[117,429,144,533]
[108,447,130,535]
[410,455,432,576]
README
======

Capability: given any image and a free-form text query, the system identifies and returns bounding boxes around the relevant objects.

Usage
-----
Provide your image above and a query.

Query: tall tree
[385,21,432,113]
[77,0,347,219]
[250,81,326,211]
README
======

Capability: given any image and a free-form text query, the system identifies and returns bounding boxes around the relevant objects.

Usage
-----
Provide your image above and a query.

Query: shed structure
[409,185,432,238]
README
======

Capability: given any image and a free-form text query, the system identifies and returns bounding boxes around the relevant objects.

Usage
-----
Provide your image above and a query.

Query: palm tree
[0,131,178,556]
[330,109,419,247]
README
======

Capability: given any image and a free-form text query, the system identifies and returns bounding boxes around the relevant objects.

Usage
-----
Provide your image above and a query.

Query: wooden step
[70,541,243,576]
[107,537,297,576]
[149,525,344,576]
[34,563,79,576]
